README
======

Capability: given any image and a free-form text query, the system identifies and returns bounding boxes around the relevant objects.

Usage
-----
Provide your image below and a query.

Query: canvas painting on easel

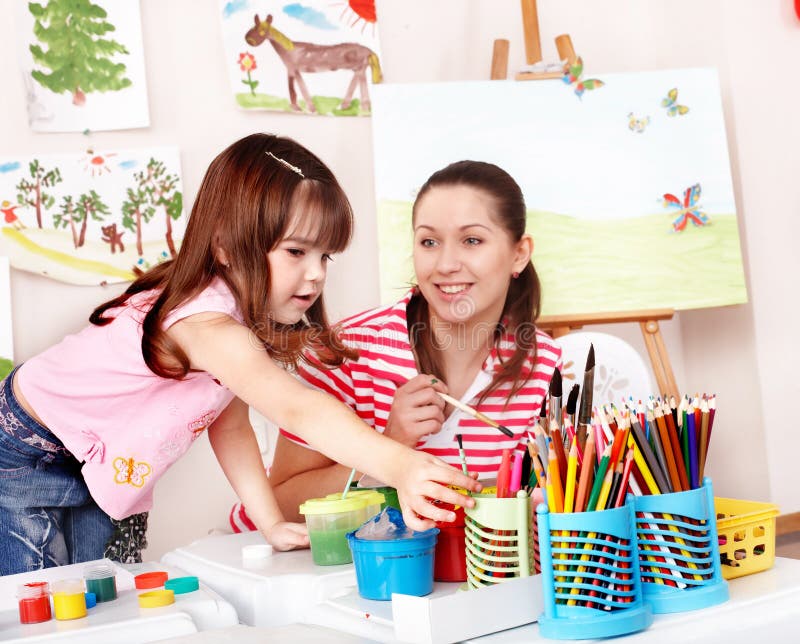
[371,68,747,316]
[0,257,13,380]
[218,0,382,116]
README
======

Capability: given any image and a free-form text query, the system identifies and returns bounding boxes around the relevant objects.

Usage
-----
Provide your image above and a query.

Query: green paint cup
[83,565,117,603]
[299,496,369,566]
[325,489,385,520]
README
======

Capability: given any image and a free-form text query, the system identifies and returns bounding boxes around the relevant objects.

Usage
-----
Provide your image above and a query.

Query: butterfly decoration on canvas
[661,88,689,116]
[662,183,709,232]
[562,57,605,99]
[113,456,153,487]
[627,113,650,133]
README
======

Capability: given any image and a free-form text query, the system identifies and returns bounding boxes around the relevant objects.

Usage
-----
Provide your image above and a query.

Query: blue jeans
[0,368,115,575]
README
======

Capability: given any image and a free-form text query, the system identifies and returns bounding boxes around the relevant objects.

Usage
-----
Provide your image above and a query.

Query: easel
[491,0,680,400]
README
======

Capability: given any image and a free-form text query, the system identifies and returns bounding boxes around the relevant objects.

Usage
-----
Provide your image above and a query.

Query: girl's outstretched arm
[169,313,481,530]
[207,397,309,550]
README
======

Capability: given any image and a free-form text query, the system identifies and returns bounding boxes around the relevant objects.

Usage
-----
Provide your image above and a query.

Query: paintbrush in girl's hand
[374,359,515,438]
[576,344,595,451]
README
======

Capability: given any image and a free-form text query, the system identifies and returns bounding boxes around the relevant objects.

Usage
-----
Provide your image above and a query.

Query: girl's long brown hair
[90,133,357,379]
[407,160,542,405]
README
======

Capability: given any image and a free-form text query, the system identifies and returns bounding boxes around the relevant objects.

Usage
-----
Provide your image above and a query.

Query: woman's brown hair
[90,133,356,378]
[407,160,542,405]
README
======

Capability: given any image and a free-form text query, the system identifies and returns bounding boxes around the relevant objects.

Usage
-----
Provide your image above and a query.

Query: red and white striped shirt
[281,290,561,476]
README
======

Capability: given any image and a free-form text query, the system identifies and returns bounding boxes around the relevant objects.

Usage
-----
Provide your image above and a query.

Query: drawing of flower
[238,52,259,96]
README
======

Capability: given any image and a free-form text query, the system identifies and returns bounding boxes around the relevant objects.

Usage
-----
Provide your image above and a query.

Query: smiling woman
[231,160,562,525]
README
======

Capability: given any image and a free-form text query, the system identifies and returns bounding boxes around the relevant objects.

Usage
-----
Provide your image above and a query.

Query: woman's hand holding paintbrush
[376,359,515,438]
[384,373,447,447]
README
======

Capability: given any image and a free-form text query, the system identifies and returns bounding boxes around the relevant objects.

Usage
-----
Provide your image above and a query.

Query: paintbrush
[575,344,595,451]
[374,359,515,438]
[456,433,469,476]
[565,383,580,431]
[549,367,563,431]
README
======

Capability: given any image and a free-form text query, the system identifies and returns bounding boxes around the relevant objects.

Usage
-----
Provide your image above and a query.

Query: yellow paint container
[138,589,175,608]
[51,579,87,620]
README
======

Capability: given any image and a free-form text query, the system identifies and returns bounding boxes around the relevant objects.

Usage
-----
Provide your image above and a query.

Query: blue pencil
[686,408,698,489]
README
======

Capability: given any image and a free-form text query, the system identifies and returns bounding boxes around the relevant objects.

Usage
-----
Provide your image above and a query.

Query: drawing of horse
[245,14,382,113]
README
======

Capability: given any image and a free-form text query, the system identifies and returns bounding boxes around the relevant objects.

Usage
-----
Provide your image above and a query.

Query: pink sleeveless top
[16,278,242,519]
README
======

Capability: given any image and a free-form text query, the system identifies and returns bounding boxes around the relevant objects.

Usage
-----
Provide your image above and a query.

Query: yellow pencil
[563,440,578,513]
[595,467,615,511]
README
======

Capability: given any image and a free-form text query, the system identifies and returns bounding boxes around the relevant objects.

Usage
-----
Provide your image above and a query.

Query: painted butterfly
[662,184,709,232]
[661,88,689,116]
[627,113,650,133]
[562,57,604,99]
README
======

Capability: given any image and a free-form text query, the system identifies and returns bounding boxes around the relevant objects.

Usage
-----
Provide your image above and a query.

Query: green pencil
[585,445,611,512]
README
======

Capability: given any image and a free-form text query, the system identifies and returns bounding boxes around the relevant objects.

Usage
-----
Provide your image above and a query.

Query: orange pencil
[574,431,596,513]
[654,405,682,492]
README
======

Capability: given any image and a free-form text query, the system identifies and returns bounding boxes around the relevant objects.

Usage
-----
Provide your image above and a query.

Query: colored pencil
[563,440,578,513]
[574,430,595,513]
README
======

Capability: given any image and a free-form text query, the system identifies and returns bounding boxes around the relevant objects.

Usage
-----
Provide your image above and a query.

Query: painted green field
[377,200,748,315]
[235,93,366,116]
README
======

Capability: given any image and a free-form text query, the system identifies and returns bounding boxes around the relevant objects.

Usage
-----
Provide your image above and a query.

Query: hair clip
[266,151,304,177]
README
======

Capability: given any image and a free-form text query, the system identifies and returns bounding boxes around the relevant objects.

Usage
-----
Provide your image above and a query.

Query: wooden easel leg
[520,0,543,64]
[640,320,679,400]
[491,39,510,80]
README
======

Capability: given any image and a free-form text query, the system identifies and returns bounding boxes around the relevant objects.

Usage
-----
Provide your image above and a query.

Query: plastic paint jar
[17,582,52,624]
[134,571,168,589]
[84,564,118,602]
[347,525,440,600]
[433,502,467,582]
[299,496,369,565]
[51,579,87,620]
[326,489,385,520]
[138,589,175,608]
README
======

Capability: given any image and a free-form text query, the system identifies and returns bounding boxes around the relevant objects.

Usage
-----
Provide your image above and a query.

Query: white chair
[555,331,655,406]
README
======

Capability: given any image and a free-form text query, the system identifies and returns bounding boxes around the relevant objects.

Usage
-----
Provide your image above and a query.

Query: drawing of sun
[336,0,376,33]
[83,148,117,177]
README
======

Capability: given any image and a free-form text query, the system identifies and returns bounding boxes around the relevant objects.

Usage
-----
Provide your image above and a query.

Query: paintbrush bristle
[549,367,562,397]
[456,433,464,450]
[585,343,595,371]
[566,383,580,414]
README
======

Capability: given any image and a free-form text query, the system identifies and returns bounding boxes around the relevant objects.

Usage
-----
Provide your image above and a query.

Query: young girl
[231,160,561,527]
[0,134,479,575]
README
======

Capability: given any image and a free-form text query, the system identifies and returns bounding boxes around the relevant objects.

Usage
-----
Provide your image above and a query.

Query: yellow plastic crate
[715,496,779,580]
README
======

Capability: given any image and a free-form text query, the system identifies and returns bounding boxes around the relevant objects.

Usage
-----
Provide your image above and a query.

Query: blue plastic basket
[633,477,728,613]
[536,498,653,640]
[346,528,438,601]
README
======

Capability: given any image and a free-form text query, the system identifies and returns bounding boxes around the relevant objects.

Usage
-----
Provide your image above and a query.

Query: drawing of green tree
[75,191,110,247]
[52,195,79,247]
[15,159,62,228]
[28,0,132,106]
[121,186,154,256]
[139,159,182,257]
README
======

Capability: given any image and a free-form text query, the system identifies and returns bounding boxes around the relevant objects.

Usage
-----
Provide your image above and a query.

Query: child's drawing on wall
[220,0,382,116]
[0,148,184,285]
[16,0,149,132]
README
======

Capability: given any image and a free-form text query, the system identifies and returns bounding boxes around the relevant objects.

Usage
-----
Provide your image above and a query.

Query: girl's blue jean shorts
[0,366,115,574]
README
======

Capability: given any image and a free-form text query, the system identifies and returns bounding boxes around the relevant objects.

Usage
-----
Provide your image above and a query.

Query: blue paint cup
[346,527,439,601]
